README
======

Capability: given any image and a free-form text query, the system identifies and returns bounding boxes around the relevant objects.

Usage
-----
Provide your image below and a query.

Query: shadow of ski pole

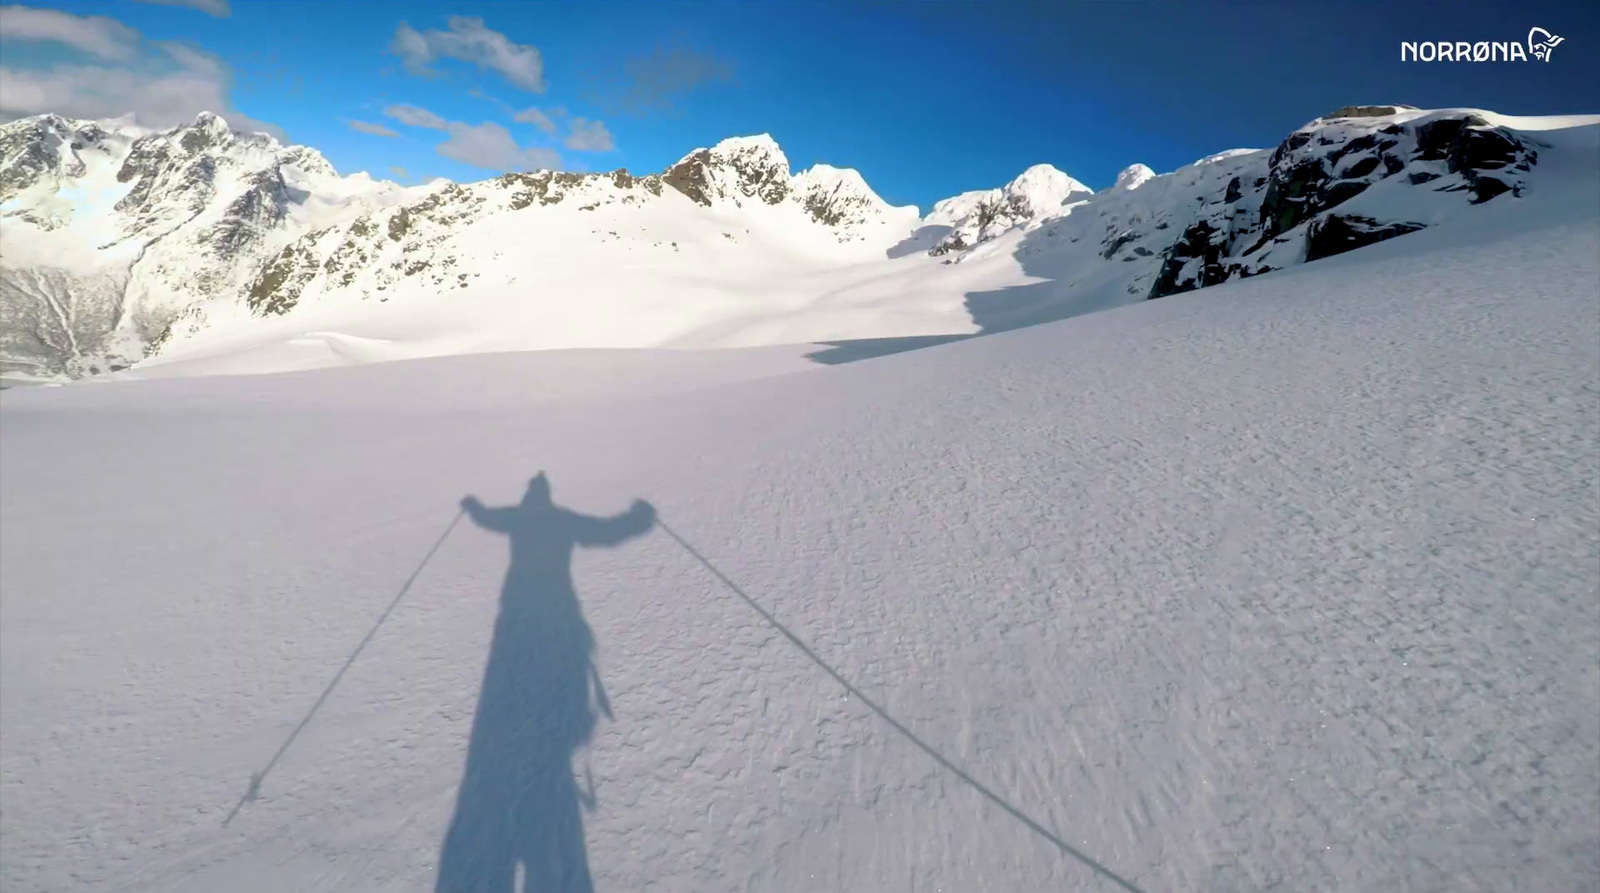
[655,517,1152,893]
[223,509,466,827]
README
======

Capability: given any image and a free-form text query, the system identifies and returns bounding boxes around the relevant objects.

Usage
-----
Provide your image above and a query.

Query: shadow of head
[522,472,552,507]
[437,474,654,893]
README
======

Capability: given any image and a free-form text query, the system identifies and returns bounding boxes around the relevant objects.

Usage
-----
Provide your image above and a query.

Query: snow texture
[1,115,1597,893]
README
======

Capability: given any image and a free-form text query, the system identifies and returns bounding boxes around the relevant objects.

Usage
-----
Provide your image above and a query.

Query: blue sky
[5,0,1598,210]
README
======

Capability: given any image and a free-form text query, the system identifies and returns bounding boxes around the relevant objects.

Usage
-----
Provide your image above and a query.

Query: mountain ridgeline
[0,104,1546,380]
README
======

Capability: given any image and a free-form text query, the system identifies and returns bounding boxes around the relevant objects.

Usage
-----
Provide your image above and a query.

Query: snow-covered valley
[1,106,1597,891]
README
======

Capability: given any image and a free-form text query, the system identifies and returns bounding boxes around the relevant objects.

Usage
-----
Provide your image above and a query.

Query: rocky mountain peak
[662,133,793,207]
[0,114,124,203]
[792,163,916,232]
[923,162,1094,256]
[1139,107,1536,299]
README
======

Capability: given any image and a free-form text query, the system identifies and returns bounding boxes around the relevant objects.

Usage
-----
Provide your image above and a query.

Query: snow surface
[2,141,1597,893]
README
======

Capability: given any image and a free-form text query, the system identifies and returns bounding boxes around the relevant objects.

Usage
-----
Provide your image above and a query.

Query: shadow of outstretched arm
[570,499,656,546]
[460,495,517,533]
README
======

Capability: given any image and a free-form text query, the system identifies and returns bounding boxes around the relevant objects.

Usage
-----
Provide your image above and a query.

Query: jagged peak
[663,133,793,207]
[792,162,918,229]
[671,134,790,171]
[792,163,900,207]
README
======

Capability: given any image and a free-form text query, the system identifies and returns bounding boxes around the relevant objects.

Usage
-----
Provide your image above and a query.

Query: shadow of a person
[436,473,655,893]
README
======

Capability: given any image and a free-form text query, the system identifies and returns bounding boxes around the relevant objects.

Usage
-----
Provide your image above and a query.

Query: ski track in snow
[2,212,1598,890]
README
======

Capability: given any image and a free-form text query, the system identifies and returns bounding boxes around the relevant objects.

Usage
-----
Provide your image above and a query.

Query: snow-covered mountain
[919,163,1093,255]
[0,104,1591,381]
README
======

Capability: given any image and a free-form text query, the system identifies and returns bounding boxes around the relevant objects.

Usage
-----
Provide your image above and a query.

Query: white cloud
[348,119,398,138]
[0,7,277,135]
[389,16,544,92]
[0,5,139,60]
[389,165,408,179]
[0,63,279,136]
[390,23,432,76]
[0,49,278,139]
[563,117,613,152]
[381,102,558,171]
[384,103,448,130]
[436,121,559,171]
[130,0,231,17]
[158,41,223,76]
[512,106,557,134]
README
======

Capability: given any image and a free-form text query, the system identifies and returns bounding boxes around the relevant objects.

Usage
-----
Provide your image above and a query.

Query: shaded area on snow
[437,474,655,893]
[805,333,973,365]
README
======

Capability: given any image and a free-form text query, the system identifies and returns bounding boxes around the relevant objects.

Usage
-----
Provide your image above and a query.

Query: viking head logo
[1528,27,1564,61]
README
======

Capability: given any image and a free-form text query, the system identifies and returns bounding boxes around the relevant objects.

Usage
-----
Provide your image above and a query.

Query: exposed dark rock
[1342,156,1380,179]
[1269,131,1314,168]
[388,206,414,240]
[662,150,714,206]
[1471,176,1513,203]
[179,128,215,154]
[802,190,845,225]
[1149,219,1229,298]
[1305,215,1425,262]
[1326,104,1420,119]
[1100,229,1142,259]
[206,166,291,254]
[1327,134,1379,164]
[1408,116,1529,205]
[1224,176,1243,204]
[1326,180,1370,205]
[1258,159,1329,237]
[0,117,68,201]
[246,239,318,315]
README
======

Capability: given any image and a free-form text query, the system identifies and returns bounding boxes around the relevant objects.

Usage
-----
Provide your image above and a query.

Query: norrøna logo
[1401,27,1565,62]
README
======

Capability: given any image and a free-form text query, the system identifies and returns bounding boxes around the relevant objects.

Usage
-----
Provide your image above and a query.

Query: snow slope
[2,123,1596,891]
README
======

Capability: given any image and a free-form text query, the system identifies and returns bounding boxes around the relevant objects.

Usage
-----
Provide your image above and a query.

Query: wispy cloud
[384,102,448,130]
[586,43,734,115]
[390,17,544,92]
[0,4,139,60]
[130,0,230,17]
[348,119,398,138]
[0,8,278,135]
[437,121,558,170]
[563,117,613,152]
[512,106,557,135]
[384,102,560,171]
[389,165,408,179]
